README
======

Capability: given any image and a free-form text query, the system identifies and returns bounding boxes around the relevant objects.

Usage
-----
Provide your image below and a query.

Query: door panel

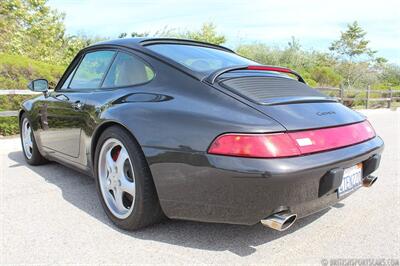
[38,92,87,158]
[38,50,116,160]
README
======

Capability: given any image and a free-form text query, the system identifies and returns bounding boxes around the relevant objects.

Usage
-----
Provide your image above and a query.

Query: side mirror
[28,79,49,92]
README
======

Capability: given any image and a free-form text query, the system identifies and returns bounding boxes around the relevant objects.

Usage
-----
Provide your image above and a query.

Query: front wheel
[94,126,164,230]
[20,113,48,165]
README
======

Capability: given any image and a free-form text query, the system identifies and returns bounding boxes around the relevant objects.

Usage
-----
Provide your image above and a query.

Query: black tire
[20,113,48,165]
[94,126,164,230]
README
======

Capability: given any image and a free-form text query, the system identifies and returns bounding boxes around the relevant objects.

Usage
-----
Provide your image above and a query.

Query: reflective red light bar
[247,65,292,73]
[208,121,375,158]
[288,120,375,155]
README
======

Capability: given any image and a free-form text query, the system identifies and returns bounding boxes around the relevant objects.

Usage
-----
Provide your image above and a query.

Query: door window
[69,51,115,89]
[60,64,77,89]
[102,52,154,88]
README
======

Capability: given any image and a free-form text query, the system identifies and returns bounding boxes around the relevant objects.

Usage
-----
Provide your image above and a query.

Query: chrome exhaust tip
[260,211,297,231]
[363,175,378,187]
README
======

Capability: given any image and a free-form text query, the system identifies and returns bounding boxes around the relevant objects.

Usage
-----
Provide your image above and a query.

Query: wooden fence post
[339,85,344,103]
[366,85,370,109]
[388,88,393,109]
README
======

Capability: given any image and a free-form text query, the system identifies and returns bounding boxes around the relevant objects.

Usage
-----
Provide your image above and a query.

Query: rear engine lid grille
[221,76,331,105]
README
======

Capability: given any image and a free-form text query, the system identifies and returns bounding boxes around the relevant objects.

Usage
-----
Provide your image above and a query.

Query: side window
[69,51,115,89]
[102,52,154,88]
[60,64,78,89]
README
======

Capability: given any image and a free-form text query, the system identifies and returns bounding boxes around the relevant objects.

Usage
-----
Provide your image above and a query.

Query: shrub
[310,67,343,87]
[0,53,66,90]
[0,117,19,136]
[0,95,34,111]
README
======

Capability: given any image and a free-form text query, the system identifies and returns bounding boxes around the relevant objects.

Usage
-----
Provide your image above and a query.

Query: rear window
[146,44,257,74]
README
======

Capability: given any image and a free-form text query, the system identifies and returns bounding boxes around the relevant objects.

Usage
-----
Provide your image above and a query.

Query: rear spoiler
[204,65,305,84]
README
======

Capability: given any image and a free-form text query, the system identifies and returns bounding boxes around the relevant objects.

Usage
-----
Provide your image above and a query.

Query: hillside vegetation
[0,53,65,89]
[0,0,399,135]
[1,0,399,92]
[1,1,399,91]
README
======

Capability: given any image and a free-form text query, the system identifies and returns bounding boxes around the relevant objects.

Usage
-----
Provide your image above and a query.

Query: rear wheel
[20,113,48,165]
[94,126,164,230]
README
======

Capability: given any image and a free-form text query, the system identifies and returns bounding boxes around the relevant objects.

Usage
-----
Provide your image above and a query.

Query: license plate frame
[338,163,363,197]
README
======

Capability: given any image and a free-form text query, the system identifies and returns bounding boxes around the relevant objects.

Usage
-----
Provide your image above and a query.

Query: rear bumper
[147,136,384,225]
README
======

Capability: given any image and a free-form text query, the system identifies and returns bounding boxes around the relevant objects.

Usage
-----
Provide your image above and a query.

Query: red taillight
[208,133,301,158]
[208,121,376,158]
[288,120,375,155]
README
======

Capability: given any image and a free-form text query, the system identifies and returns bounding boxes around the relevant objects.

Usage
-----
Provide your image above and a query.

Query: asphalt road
[1,109,399,265]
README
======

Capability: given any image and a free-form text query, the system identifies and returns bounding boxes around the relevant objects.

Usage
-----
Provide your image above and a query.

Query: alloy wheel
[98,138,136,219]
[21,118,33,159]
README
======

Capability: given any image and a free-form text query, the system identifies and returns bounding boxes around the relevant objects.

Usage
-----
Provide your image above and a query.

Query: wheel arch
[90,120,140,170]
[18,109,26,123]
[19,99,33,123]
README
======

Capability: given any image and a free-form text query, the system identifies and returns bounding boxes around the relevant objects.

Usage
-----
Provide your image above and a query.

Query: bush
[0,53,66,90]
[310,66,342,87]
[0,117,19,136]
[0,95,34,111]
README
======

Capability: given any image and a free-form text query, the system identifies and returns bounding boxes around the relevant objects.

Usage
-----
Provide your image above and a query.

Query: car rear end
[204,67,383,230]
[143,42,383,230]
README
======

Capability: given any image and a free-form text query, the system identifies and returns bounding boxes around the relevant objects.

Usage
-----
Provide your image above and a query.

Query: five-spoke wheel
[98,138,136,219]
[19,113,47,165]
[94,126,164,230]
[21,118,33,159]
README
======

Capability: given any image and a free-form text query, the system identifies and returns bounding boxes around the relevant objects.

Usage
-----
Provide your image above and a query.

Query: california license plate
[338,163,363,197]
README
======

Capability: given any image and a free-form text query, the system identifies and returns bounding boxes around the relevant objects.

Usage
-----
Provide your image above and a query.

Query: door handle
[55,93,69,101]
[71,101,84,110]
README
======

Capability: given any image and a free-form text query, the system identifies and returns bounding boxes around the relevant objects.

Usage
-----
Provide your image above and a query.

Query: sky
[48,0,400,63]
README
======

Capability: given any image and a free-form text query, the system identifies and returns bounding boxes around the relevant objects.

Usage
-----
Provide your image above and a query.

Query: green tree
[378,64,400,88]
[0,0,105,65]
[152,22,226,45]
[236,43,277,64]
[62,34,105,65]
[329,21,376,62]
[329,21,378,88]
[118,32,127,38]
[287,36,301,51]
[184,22,226,45]
[310,66,342,87]
[118,31,149,38]
[117,23,225,46]
[0,0,66,62]
[130,31,149,37]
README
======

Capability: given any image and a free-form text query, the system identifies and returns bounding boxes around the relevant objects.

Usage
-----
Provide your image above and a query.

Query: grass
[0,117,19,136]
[0,95,34,111]
[0,53,65,89]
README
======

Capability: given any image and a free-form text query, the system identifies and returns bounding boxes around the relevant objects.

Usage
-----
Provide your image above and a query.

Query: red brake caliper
[112,146,121,161]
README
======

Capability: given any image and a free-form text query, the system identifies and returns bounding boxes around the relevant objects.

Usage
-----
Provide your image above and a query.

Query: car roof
[87,38,296,82]
[91,37,234,53]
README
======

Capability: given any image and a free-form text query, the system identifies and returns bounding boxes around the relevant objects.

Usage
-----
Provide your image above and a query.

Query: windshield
[146,44,258,74]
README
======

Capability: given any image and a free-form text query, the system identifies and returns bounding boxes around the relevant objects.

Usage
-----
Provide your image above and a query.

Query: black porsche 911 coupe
[20,38,383,231]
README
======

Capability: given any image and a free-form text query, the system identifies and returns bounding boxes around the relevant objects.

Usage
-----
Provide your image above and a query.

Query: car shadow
[8,150,331,257]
